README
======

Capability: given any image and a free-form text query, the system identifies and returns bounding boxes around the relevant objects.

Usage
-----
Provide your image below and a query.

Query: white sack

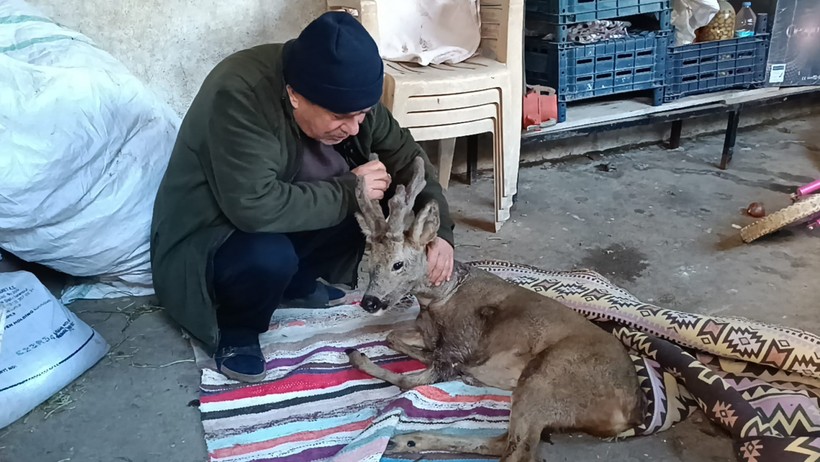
[376,0,481,65]
[672,0,720,46]
[0,302,5,354]
[0,0,180,300]
[0,271,109,429]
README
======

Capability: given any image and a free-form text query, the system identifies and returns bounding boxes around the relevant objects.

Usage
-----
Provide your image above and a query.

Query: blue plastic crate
[525,32,669,122]
[526,0,671,24]
[525,31,669,121]
[664,34,770,102]
[525,8,671,43]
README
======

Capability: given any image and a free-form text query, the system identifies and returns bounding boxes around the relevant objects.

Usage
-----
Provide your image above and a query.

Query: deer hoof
[540,428,554,445]
[346,348,367,366]
[386,434,421,453]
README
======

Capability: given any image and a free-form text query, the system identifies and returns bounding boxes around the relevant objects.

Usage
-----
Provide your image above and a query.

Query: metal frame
[461,90,820,186]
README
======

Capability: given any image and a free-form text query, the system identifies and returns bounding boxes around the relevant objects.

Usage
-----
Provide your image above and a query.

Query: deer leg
[387,327,431,364]
[492,351,573,462]
[384,403,543,462]
[346,349,438,390]
[387,432,507,456]
[500,399,547,462]
[501,340,641,462]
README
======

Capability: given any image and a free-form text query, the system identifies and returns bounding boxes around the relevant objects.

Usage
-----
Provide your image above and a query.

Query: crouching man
[150,12,455,383]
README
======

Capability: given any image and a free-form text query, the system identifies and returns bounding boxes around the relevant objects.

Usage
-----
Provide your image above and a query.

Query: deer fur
[347,155,645,462]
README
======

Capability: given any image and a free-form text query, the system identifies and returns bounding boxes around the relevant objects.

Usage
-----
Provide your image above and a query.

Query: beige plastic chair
[326,0,524,231]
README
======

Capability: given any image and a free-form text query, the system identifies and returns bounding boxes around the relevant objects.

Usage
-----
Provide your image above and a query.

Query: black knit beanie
[284,12,384,114]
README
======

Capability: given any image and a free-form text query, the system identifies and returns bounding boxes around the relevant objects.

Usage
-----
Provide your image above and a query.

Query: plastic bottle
[735,2,757,38]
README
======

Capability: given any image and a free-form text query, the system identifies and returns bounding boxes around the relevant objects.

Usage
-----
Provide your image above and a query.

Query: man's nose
[361,295,383,313]
[343,118,360,137]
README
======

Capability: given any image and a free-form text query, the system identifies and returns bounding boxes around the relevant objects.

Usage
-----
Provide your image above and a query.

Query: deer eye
[392,261,404,271]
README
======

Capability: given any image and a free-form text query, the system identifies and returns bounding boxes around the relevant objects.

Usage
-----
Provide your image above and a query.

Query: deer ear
[409,200,440,247]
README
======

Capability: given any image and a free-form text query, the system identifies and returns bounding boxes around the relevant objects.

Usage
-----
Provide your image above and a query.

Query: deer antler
[354,153,388,239]
[386,156,427,240]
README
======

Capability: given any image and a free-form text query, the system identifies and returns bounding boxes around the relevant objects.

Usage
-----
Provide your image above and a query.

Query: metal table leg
[720,107,742,170]
[669,120,683,149]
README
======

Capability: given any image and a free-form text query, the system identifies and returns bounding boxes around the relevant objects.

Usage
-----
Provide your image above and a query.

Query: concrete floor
[2,113,819,462]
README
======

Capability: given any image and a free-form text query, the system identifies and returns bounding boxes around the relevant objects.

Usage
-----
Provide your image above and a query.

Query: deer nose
[361,295,384,313]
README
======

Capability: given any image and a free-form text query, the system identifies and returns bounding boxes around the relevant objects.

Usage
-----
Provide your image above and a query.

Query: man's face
[287,87,370,145]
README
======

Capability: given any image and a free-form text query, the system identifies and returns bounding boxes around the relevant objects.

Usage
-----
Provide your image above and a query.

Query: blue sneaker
[282,282,347,308]
[215,329,266,383]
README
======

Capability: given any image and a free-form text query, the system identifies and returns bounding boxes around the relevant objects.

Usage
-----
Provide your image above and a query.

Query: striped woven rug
[194,260,820,462]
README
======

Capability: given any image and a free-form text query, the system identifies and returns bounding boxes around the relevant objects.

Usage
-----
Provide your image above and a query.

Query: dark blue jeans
[211,216,363,335]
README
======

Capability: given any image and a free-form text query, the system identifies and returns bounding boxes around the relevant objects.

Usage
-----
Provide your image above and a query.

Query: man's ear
[286,85,300,110]
[408,200,440,248]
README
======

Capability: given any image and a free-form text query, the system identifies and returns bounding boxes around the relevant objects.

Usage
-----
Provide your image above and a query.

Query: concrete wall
[29,0,326,116]
[26,0,816,172]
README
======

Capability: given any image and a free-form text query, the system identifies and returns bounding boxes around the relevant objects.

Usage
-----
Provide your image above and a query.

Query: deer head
[354,155,440,314]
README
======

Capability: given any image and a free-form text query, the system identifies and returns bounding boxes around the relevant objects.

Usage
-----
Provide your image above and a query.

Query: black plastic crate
[525,31,670,121]
[664,34,770,102]
[526,0,671,24]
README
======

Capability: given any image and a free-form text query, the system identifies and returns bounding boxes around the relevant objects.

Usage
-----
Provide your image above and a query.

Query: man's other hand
[427,237,454,286]
[352,160,391,200]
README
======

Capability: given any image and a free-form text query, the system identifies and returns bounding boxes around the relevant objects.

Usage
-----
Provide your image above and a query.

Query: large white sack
[0,271,109,429]
[0,0,180,299]
[375,0,481,65]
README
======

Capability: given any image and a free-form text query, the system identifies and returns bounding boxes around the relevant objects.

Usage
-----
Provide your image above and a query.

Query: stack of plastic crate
[524,0,673,123]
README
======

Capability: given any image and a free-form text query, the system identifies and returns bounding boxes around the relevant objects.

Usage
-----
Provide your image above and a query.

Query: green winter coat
[149,42,455,354]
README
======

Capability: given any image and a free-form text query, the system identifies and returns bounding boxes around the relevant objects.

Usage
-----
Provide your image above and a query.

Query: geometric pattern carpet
[195,260,820,462]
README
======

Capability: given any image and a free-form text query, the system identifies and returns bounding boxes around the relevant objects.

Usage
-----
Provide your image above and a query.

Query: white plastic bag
[672,0,720,46]
[0,271,109,429]
[376,0,481,65]
[0,0,180,300]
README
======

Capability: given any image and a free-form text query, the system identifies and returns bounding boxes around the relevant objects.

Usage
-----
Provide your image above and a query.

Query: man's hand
[427,237,454,286]
[352,160,391,200]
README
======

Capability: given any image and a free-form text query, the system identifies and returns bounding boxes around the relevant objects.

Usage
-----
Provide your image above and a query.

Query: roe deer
[346,155,645,462]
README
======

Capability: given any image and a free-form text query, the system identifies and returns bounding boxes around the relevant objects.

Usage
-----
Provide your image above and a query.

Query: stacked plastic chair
[326,0,525,231]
